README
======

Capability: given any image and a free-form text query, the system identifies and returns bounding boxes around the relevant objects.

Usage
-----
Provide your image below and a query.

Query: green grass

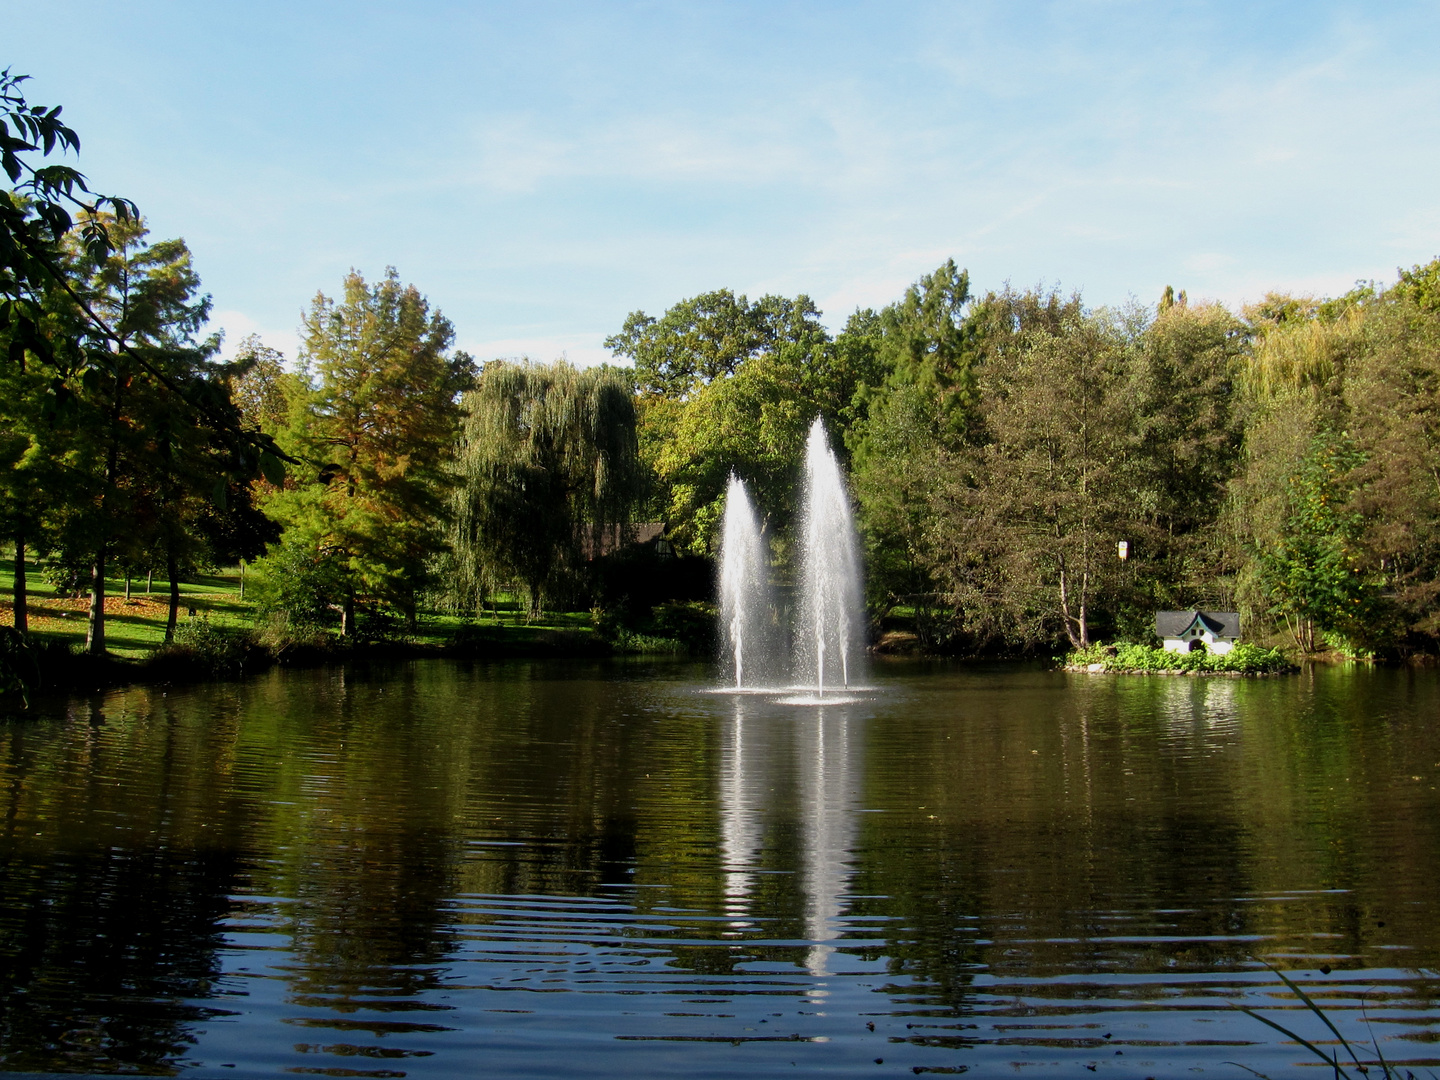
[5,564,253,659]
[2,555,706,673]
[1,557,621,659]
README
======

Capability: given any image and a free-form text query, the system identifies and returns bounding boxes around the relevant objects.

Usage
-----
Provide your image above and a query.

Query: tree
[1,71,131,639]
[451,361,641,616]
[230,334,291,434]
[928,293,1138,649]
[1124,298,1245,624]
[606,289,827,398]
[648,347,817,555]
[0,240,90,633]
[263,269,474,635]
[1256,431,1385,652]
[849,381,950,632]
[58,217,272,649]
[1333,269,1440,650]
[843,261,977,628]
[869,258,977,438]
[1,72,288,651]
[611,289,842,556]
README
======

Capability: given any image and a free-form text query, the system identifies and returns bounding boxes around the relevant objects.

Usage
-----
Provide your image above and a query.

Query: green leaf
[259,450,287,486]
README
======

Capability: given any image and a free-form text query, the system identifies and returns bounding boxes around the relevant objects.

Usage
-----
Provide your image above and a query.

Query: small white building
[1156,610,1240,655]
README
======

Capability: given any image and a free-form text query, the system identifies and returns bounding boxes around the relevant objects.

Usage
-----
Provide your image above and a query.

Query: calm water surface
[1,660,1438,1078]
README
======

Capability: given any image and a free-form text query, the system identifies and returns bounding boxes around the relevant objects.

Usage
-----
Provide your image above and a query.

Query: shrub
[650,601,716,653]
[250,541,346,633]
[151,619,260,677]
[1063,640,1293,674]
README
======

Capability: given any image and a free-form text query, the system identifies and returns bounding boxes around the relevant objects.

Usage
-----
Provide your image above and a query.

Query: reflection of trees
[853,669,1440,1011]
[243,664,464,1011]
[0,688,254,1074]
[5,659,1439,1069]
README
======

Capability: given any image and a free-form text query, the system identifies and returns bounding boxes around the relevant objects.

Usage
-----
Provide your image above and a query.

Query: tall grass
[1228,963,1434,1080]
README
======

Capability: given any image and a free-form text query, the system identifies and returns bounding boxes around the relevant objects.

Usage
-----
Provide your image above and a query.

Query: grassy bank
[0,562,712,707]
[1062,641,1296,675]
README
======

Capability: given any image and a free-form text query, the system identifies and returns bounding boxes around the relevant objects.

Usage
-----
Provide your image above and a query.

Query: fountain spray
[796,418,865,695]
[718,474,770,689]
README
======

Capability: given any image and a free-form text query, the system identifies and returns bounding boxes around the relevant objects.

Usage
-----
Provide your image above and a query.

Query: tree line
[617,262,1440,658]
[5,73,1439,658]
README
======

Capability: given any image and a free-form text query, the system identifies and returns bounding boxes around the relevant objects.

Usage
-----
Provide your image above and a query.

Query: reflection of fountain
[715,698,864,973]
[718,698,767,928]
[710,419,866,969]
[796,418,865,696]
[718,474,771,689]
[797,707,860,975]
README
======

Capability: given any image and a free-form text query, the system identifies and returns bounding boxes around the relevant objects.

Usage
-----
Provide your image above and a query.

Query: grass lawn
[2,565,253,659]
[2,559,604,659]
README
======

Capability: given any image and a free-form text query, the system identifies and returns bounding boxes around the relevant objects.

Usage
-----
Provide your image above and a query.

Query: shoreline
[6,625,1427,711]
[1061,662,1295,677]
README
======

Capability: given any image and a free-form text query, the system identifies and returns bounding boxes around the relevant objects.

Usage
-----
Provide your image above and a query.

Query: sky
[7,1,1440,365]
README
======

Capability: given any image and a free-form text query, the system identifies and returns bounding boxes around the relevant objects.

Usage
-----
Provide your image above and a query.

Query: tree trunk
[342,590,356,638]
[146,568,153,595]
[124,568,131,601]
[1058,562,1082,649]
[90,357,125,657]
[239,559,245,600]
[86,551,106,655]
[12,532,27,634]
[165,546,180,643]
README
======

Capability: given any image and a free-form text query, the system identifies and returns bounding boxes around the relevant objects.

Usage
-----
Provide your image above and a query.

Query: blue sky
[7,1,1439,364]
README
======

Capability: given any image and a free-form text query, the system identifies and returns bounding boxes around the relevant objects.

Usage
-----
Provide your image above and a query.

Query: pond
[1,660,1438,1078]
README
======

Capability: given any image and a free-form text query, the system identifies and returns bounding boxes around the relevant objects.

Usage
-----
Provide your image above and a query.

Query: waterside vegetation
[1062,641,1295,676]
[5,73,1440,702]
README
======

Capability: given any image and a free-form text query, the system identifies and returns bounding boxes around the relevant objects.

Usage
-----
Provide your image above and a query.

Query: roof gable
[1155,610,1241,638]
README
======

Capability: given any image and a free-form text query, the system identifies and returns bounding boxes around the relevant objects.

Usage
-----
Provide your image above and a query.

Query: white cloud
[462,333,620,368]
[208,310,302,367]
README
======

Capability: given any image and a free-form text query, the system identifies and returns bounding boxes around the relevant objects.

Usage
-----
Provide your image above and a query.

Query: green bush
[152,619,259,676]
[250,541,347,633]
[608,628,687,654]
[650,601,716,653]
[1063,640,1293,674]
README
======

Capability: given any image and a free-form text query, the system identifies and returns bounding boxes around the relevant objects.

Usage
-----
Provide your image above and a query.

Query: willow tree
[452,361,642,616]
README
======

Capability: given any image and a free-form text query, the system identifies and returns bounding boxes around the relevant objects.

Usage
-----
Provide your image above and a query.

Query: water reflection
[717,696,866,979]
[797,707,860,976]
[2,662,1440,1077]
[718,698,763,928]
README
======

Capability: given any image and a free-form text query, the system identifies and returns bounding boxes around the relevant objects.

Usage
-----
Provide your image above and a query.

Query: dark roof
[1155,610,1241,638]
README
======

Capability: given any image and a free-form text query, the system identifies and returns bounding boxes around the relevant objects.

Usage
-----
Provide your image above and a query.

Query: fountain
[795,417,865,696]
[713,418,865,700]
[718,473,771,689]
